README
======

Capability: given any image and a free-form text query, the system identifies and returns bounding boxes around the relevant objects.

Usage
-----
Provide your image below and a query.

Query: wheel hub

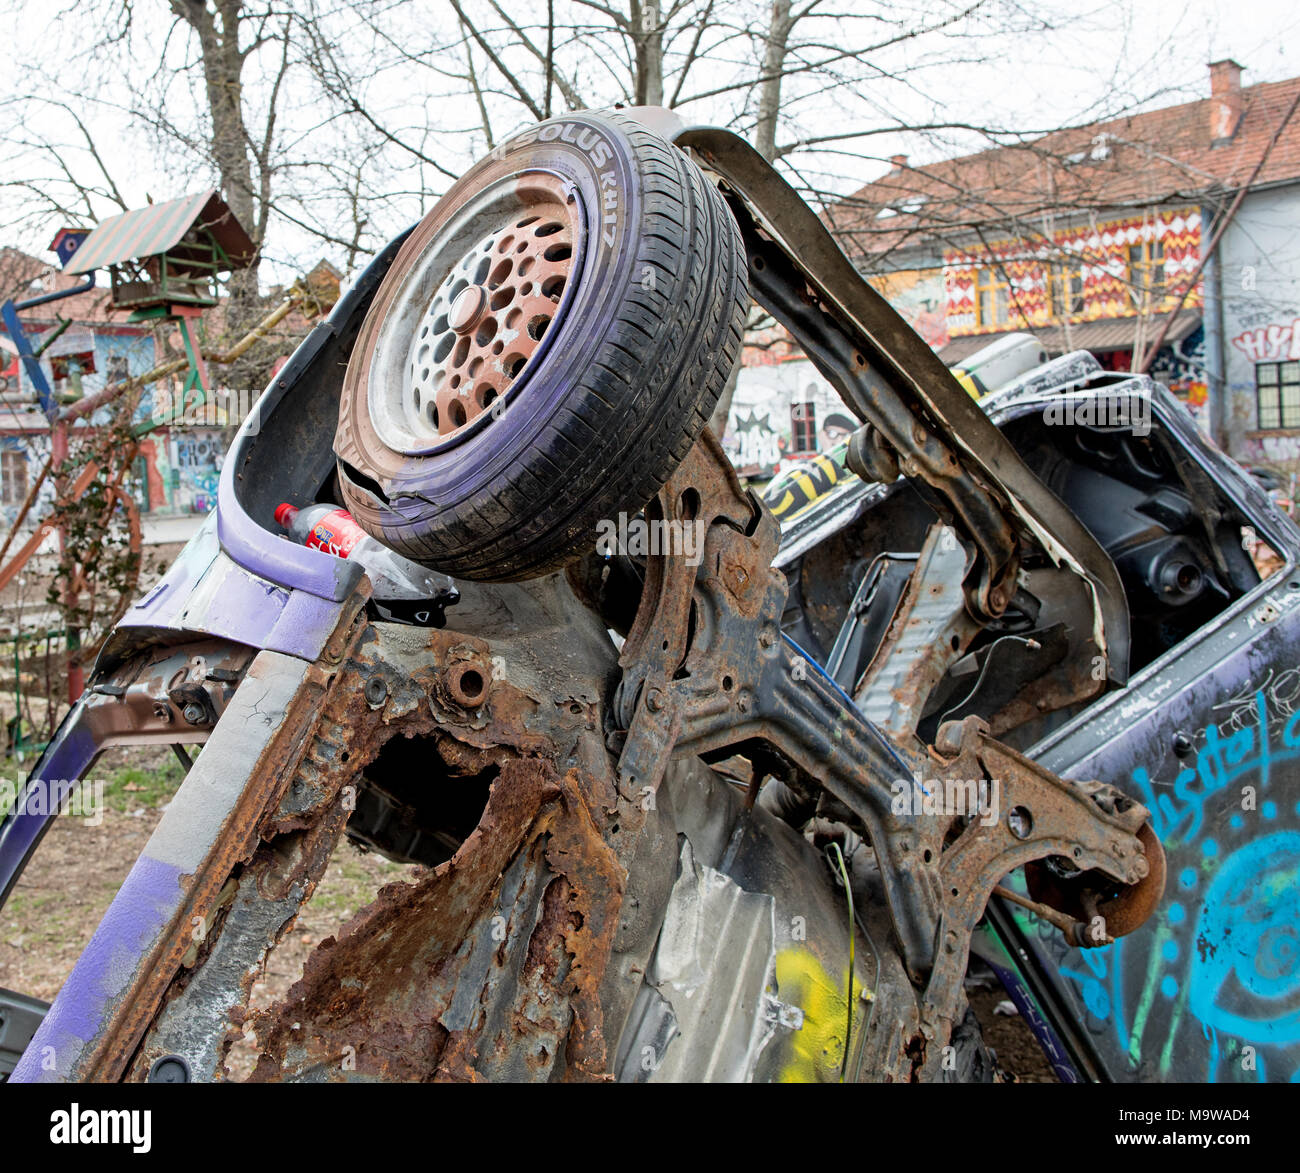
[449,285,488,334]
[369,172,582,452]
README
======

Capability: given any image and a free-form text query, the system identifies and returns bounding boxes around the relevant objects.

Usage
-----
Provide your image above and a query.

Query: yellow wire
[828,841,855,1083]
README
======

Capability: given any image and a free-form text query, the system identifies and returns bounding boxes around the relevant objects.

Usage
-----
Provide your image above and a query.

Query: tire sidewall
[337,113,647,522]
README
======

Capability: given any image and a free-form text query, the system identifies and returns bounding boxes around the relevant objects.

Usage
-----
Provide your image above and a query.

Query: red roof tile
[834,73,1300,263]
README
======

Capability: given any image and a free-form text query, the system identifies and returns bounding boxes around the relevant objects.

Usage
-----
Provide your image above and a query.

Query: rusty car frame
[1,106,1293,1084]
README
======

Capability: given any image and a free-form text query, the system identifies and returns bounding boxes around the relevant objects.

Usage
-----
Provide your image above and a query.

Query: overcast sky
[965,0,1300,129]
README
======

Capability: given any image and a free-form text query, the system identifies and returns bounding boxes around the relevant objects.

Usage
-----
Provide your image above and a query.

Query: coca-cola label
[305,509,367,558]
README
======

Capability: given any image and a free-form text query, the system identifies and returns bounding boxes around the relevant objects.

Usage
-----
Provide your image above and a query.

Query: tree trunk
[753,0,793,163]
[712,0,793,440]
[169,0,261,303]
[631,1,664,106]
[709,353,742,438]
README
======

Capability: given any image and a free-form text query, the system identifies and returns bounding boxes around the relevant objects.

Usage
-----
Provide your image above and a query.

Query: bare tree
[0,0,1177,385]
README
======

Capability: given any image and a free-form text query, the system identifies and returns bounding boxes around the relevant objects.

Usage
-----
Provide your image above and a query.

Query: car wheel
[334,109,748,581]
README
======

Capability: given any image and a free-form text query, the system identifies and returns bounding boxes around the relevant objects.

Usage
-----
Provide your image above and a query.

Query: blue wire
[780,631,915,780]
[781,631,858,710]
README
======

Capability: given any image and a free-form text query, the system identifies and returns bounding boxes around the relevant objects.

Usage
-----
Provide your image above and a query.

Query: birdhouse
[64,191,256,313]
[48,228,91,269]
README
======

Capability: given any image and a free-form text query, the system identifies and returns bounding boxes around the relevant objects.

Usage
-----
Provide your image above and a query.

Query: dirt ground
[0,802,413,1007]
[0,748,416,1080]
[969,985,1058,1082]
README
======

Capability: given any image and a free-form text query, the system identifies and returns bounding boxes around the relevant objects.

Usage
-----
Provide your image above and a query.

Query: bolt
[646,688,663,713]
[1172,731,1193,757]
[1133,855,1150,878]
[182,702,205,725]
[933,722,964,756]
[364,676,388,707]
[759,628,775,649]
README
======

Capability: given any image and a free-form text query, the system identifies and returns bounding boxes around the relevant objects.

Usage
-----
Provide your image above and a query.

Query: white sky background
[0,0,1295,288]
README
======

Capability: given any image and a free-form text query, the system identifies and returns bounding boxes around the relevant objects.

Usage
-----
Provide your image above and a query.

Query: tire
[335,109,748,581]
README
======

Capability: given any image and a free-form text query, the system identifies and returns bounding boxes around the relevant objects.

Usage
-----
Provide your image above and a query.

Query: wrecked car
[1,106,1294,1083]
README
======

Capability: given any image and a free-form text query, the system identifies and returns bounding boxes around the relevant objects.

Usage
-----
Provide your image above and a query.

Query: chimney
[890,153,908,171]
[1209,59,1244,144]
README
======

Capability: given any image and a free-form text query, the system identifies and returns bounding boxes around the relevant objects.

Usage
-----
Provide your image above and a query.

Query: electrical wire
[827,840,855,1083]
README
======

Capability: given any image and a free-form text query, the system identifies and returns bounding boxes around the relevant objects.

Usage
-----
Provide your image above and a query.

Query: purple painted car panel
[10,853,182,1081]
[115,514,346,663]
[9,650,313,1082]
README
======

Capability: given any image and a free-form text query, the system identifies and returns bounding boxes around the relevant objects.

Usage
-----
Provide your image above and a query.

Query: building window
[1,449,28,506]
[975,267,1008,327]
[1049,264,1085,318]
[791,402,817,453]
[1127,239,1166,302]
[1257,361,1300,429]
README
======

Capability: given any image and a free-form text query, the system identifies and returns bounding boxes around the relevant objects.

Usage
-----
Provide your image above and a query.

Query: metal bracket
[614,432,1165,1059]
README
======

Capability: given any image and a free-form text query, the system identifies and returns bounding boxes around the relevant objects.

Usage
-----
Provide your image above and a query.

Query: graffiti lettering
[1231,316,1300,364]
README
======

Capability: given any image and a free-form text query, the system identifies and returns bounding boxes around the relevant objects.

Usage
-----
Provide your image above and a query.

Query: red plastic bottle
[274,502,448,601]
[274,502,369,558]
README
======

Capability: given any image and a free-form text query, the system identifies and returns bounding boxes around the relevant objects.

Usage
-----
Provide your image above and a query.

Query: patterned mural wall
[944,207,1203,334]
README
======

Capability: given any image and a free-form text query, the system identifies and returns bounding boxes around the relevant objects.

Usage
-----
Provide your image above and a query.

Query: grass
[0,748,190,820]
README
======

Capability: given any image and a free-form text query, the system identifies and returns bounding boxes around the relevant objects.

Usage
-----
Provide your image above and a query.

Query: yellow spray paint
[773,947,866,1082]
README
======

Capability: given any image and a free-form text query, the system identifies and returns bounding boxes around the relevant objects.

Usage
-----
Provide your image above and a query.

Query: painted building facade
[1219,183,1300,466]
[828,60,1300,465]
[0,311,229,527]
[942,208,1203,336]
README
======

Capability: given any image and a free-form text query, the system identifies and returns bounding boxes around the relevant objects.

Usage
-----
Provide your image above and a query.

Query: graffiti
[1150,323,1208,419]
[0,348,21,395]
[726,409,784,473]
[172,431,223,513]
[1043,683,1300,1081]
[1189,833,1300,1048]
[1231,315,1300,364]
[1228,300,1288,332]
[868,269,949,350]
[1243,433,1300,465]
[728,361,856,478]
[819,412,855,450]
[773,948,859,1082]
